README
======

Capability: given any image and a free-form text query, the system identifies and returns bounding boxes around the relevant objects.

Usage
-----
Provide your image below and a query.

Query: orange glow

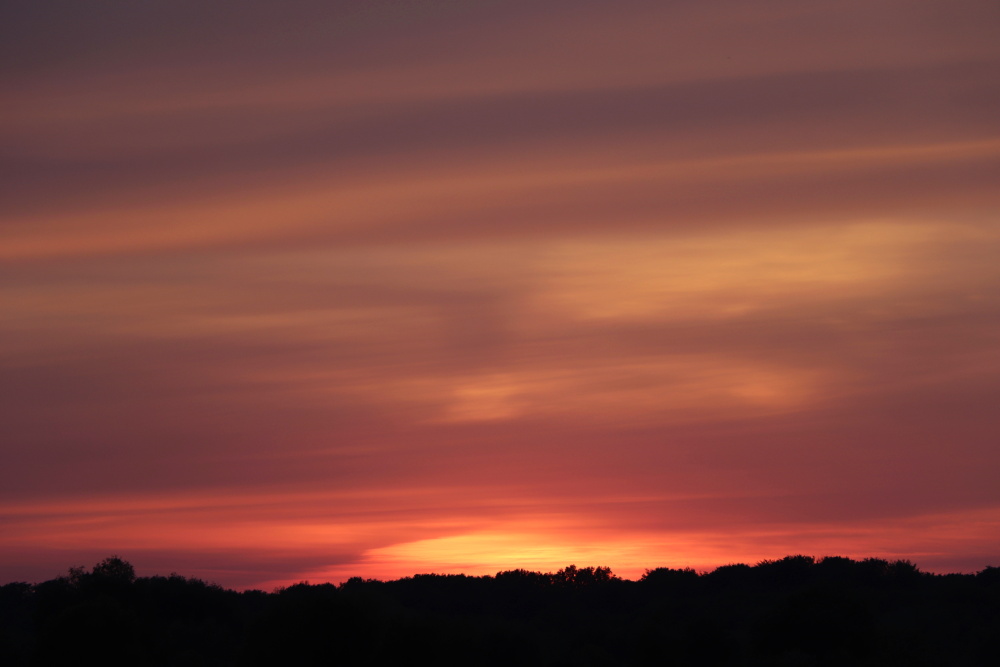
[279,506,1000,589]
[3,0,999,591]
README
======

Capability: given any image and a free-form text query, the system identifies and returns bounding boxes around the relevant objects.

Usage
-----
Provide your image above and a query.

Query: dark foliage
[1,556,996,665]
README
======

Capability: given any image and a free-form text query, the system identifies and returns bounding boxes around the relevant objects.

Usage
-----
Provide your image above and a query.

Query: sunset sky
[2,0,999,590]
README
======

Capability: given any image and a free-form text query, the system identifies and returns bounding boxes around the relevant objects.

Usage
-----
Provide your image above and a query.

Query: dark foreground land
[1,556,997,666]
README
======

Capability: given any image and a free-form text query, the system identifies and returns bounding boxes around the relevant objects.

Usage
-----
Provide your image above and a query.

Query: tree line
[1,555,997,665]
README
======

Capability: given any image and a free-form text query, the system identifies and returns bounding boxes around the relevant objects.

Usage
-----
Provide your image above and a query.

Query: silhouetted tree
[2,555,998,666]
[91,556,136,584]
[552,565,616,588]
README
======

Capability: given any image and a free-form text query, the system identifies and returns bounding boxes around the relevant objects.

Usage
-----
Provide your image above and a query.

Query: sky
[2,0,999,590]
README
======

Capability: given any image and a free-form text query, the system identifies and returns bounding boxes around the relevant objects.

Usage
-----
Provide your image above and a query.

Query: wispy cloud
[2,0,999,589]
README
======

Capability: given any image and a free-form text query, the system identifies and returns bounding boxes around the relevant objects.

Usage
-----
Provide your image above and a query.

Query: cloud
[2,0,999,589]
